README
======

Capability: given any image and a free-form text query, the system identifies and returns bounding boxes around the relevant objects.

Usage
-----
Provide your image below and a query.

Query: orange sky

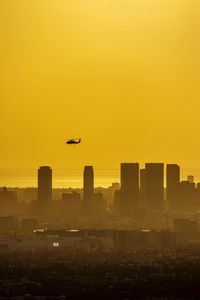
[1,0,200,173]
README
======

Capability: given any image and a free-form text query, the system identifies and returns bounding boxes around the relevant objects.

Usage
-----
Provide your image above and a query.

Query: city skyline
[1,162,198,218]
[1,1,200,298]
[1,165,200,188]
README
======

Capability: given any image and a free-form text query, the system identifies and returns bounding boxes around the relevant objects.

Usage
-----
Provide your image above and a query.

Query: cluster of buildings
[37,163,200,219]
[0,226,198,252]
[0,163,200,242]
[37,166,106,218]
[115,163,200,215]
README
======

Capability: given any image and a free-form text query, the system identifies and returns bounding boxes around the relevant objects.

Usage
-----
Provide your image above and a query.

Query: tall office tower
[145,163,164,209]
[196,183,200,209]
[93,192,106,218]
[83,166,94,216]
[166,164,180,210]
[38,166,52,203]
[180,180,196,210]
[120,163,139,216]
[140,168,146,208]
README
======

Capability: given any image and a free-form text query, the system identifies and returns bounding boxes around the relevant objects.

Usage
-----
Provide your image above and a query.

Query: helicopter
[66,138,81,145]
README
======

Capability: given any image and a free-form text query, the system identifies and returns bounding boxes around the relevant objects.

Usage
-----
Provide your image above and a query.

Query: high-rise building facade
[62,192,81,219]
[120,163,139,215]
[180,180,196,210]
[38,166,52,203]
[166,164,180,210]
[93,192,106,217]
[140,168,146,208]
[83,166,94,216]
[145,163,164,209]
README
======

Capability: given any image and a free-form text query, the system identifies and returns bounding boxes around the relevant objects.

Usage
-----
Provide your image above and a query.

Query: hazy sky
[1,0,200,172]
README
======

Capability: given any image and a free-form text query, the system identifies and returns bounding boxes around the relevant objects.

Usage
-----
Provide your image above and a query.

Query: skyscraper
[83,166,94,216]
[180,180,196,210]
[140,168,146,208]
[120,163,139,215]
[166,164,180,210]
[38,166,52,203]
[145,163,164,209]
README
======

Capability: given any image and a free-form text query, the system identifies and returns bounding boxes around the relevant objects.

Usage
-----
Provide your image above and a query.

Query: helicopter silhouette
[66,138,81,145]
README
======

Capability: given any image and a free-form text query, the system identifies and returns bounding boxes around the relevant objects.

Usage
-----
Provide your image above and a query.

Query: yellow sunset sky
[1,0,200,174]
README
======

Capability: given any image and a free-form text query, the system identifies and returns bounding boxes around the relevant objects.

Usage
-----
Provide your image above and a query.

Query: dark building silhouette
[111,182,120,190]
[83,166,94,216]
[0,187,17,206]
[140,168,146,208]
[0,216,18,232]
[23,188,37,203]
[0,187,18,215]
[113,189,121,216]
[180,180,196,210]
[120,163,139,215]
[62,192,81,219]
[187,175,194,183]
[93,192,106,217]
[145,163,164,209]
[196,183,200,208]
[38,166,52,203]
[166,164,180,210]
